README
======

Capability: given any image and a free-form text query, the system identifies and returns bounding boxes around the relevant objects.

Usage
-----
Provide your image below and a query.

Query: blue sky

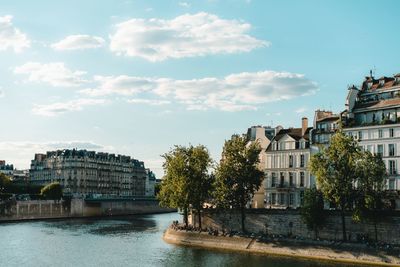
[0,0,399,177]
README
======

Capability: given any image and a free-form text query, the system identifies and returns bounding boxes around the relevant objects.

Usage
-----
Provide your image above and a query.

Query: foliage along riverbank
[163,227,400,267]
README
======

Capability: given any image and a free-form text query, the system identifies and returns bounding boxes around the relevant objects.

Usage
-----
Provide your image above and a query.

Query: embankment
[163,228,400,266]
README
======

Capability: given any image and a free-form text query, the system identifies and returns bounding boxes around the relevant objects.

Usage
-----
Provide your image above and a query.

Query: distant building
[29,149,154,198]
[145,169,156,197]
[342,73,400,197]
[264,118,315,209]
[0,160,14,176]
[246,126,275,208]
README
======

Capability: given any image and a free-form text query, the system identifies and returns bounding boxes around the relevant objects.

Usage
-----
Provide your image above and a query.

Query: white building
[343,73,400,197]
[264,118,315,209]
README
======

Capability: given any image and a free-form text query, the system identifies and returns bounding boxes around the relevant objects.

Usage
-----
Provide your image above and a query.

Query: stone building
[246,126,276,208]
[342,73,400,196]
[29,149,154,198]
[264,118,314,209]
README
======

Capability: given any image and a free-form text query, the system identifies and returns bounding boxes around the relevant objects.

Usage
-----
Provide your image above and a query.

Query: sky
[0,0,399,177]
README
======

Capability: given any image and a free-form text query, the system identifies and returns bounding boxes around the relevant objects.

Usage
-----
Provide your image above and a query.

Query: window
[271,193,276,204]
[300,172,305,187]
[378,129,383,138]
[289,172,294,186]
[358,131,363,140]
[389,144,395,157]
[389,160,396,175]
[288,155,293,168]
[280,172,285,187]
[289,193,294,206]
[300,154,305,167]
[390,128,394,138]
[271,173,276,187]
[377,144,384,158]
[300,191,304,205]
[389,180,395,190]
[279,193,285,205]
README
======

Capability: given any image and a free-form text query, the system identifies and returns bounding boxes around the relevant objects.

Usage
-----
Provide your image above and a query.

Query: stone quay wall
[0,199,174,222]
[191,209,400,244]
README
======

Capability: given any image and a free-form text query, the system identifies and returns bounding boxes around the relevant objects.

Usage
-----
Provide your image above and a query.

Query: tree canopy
[309,131,360,241]
[214,134,264,232]
[158,145,213,228]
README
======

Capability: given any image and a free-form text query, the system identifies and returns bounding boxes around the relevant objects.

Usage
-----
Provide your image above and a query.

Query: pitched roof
[354,97,400,111]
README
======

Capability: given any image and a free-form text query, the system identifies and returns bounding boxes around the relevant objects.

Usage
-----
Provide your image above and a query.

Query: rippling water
[0,213,353,267]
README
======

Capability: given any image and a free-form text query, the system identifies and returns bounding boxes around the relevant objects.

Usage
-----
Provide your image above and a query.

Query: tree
[353,151,387,242]
[40,182,63,200]
[300,187,325,239]
[0,173,11,193]
[309,131,360,241]
[214,134,264,233]
[158,145,213,228]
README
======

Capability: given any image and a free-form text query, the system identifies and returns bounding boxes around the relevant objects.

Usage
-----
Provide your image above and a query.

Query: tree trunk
[183,206,188,228]
[340,208,347,241]
[198,207,202,230]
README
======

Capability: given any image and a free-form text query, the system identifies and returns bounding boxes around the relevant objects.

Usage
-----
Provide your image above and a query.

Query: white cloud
[0,15,30,52]
[51,34,105,50]
[109,12,267,61]
[127,98,170,105]
[14,62,88,87]
[32,98,106,116]
[81,70,318,112]
[0,141,114,169]
[179,2,190,7]
[295,107,307,114]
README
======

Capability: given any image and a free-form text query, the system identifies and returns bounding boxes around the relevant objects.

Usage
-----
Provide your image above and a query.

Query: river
[0,212,353,267]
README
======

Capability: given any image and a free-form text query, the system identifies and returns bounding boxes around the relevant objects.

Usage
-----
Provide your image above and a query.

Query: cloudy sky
[0,0,399,177]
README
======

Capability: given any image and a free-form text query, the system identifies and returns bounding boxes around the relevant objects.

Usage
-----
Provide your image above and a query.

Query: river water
[0,213,353,267]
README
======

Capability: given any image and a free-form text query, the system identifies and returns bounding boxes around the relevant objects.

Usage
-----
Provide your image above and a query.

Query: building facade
[264,118,315,209]
[246,126,275,208]
[29,149,154,198]
[343,73,400,194]
[0,160,14,176]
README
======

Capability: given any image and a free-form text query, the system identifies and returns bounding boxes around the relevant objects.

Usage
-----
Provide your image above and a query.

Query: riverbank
[163,228,400,266]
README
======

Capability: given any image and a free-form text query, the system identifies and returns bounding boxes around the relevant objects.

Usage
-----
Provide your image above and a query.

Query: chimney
[302,117,308,136]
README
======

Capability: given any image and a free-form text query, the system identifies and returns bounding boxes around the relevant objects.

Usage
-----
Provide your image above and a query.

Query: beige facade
[264,118,314,209]
[30,149,153,197]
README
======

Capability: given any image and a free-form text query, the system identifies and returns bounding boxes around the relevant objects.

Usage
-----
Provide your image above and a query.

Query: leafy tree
[309,131,360,241]
[353,151,387,242]
[0,173,11,193]
[40,182,63,200]
[158,145,213,228]
[300,187,325,239]
[214,134,264,233]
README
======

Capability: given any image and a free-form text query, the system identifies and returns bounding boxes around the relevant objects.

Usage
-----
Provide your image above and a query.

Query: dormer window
[379,79,385,87]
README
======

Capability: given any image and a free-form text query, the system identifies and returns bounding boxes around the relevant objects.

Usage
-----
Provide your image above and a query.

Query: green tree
[0,173,11,193]
[40,182,63,200]
[158,145,213,228]
[309,131,360,241]
[214,134,264,233]
[353,151,387,242]
[300,187,325,239]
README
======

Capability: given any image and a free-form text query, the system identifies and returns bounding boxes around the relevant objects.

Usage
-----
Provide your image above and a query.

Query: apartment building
[342,73,400,193]
[264,118,314,209]
[30,149,154,197]
[246,126,275,208]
